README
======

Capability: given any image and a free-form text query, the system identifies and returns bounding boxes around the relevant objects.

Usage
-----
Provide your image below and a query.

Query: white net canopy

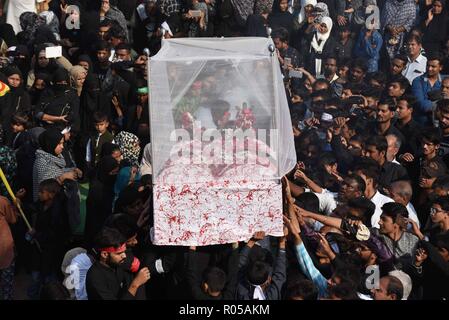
[149,37,297,185]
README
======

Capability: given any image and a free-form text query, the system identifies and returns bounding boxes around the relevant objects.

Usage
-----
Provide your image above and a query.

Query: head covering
[100,142,121,158]
[38,11,60,40]
[97,155,119,184]
[139,143,152,176]
[421,160,447,178]
[313,2,330,23]
[53,68,70,84]
[114,131,141,166]
[298,0,317,24]
[38,128,64,156]
[78,54,92,67]
[0,145,18,197]
[61,247,87,275]
[2,65,22,79]
[311,16,333,76]
[69,65,87,95]
[0,24,18,47]
[389,270,412,300]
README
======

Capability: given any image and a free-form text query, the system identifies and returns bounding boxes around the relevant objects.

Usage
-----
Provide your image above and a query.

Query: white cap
[389,270,412,300]
[321,112,333,122]
[61,126,71,135]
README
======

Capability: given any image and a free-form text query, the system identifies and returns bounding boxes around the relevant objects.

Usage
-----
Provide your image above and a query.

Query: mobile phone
[190,10,202,17]
[284,57,292,66]
[289,69,303,78]
[45,46,62,59]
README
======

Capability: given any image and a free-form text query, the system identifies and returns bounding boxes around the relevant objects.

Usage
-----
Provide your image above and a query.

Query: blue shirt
[411,73,442,114]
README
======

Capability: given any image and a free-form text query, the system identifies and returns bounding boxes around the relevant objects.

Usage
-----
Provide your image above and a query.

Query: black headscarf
[78,54,93,71]
[0,23,18,47]
[38,127,63,156]
[52,68,71,93]
[97,155,119,185]
[100,142,120,158]
[1,66,24,93]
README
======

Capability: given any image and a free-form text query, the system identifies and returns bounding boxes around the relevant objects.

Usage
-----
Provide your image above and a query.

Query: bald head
[389,180,413,205]
[386,134,401,162]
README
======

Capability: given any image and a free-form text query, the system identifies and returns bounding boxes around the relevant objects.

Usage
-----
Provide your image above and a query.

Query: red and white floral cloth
[153,146,283,245]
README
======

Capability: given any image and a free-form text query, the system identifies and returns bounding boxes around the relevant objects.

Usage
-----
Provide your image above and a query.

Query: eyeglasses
[430,207,446,215]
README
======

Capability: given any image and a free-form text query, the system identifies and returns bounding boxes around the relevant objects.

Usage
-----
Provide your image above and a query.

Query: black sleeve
[222,247,240,300]
[264,249,287,300]
[186,250,208,300]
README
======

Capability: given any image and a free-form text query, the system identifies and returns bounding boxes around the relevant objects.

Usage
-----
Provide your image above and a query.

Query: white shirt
[406,202,420,228]
[317,73,339,84]
[370,190,395,228]
[305,188,338,216]
[402,54,427,84]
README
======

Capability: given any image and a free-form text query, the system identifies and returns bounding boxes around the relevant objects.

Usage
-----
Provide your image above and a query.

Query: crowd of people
[0,0,448,300]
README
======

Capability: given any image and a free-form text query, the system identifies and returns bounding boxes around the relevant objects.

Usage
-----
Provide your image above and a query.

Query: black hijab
[38,127,63,156]
[97,155,119,185]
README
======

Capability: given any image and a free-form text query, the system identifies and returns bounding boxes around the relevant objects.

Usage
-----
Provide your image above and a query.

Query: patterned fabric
[381,0,417,58]
[0,260,15,300]
[0,146,17,198]
[158,0,182,17]
[32,149,66,201]
[114,131,141,167]
[231,0,255,26]
[295,243,329,298]
[254,0,274,15]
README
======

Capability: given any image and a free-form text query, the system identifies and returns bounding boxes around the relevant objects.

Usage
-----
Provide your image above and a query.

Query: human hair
[328,282,359,300]
[96,40,111,52]
[108,23,127,41]
[393,54,408,64]
[115,42,131,52]
[386,134,401,149]
[366,135,388,153]
[203,267,226,293]
[433,175,449,191]
[11,112,32,129]
[287,279,318,300]
[437,99,449,114]
[398,95,417,110]
[427,52,444,65]
[388,75,410,91]
[272,27,289,43]
[343,82,364,94]
[347,197,375,224]
[39,178,62,195]
[104,213,138,240]
[385,276,404,300]
[378,97,397,112]
[354,158,381,187]
[93,227,126,254]
[345,174,366,193]
[313,78,331,90]
[420,128,441,145]
[247,260,272,286]
[406,33,422,45]
[350,58,368,74]
[93,111,109,123]
[99,18,113,29]
[349,134,365,147]
[368,72,387,86]
[431,196,449,211]
[381,202,409,222]
[333,265,361,290]
[295,192,320,213]
[390,180,413,201]
[361,86,382,100]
